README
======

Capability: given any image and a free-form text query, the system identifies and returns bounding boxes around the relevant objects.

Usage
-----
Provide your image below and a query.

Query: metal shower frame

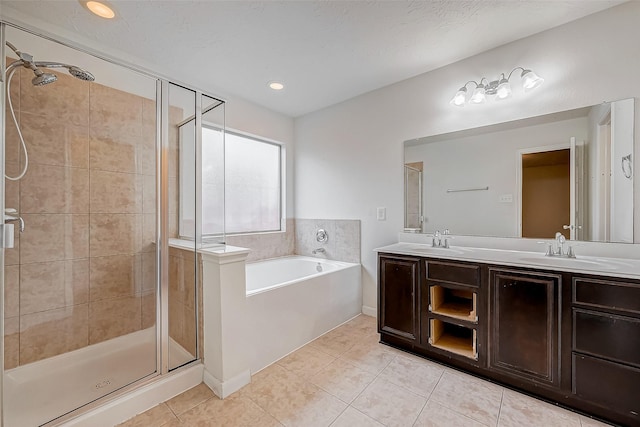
[0,19,225,426]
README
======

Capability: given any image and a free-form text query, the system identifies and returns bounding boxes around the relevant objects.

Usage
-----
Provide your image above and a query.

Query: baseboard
[61,364,204,427]
[362,305,377,317]
[203,368,251,399]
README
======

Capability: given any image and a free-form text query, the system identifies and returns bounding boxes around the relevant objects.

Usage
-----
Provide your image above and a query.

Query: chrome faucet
[312,247,326,255]
[545,232,575,258]
[432,229,451,248]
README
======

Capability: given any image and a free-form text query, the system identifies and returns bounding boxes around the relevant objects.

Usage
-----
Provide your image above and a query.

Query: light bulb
[450,88,467,106]
[496,78,512,100]
[469,85,486,104]
[521,69,544,91]
[86,1,115,18]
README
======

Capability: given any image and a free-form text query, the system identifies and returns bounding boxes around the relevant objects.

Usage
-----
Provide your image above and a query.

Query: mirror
[404,98,635,243]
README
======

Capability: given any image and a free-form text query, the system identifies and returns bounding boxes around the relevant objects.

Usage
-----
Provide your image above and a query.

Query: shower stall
[0,22,224,426]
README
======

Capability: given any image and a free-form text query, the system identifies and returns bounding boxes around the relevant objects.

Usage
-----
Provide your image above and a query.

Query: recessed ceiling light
[85,1,116,19]
[269,82,284,91]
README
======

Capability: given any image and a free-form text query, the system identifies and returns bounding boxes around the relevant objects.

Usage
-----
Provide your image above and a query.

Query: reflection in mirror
[404,98,635,243]
[404,162,423,231]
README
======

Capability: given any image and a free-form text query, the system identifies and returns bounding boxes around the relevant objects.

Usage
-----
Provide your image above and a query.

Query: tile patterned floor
[118,315,613,427]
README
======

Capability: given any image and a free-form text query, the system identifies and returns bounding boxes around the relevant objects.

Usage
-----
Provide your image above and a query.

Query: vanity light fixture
[84,1,116,19]
[450,67,544,107]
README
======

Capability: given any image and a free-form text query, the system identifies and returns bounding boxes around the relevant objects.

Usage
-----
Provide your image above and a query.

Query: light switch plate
[377,207,387,221]
[499,194,513,203]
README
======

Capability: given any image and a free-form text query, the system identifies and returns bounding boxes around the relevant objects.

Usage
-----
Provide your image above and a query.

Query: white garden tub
[245,256,361,373]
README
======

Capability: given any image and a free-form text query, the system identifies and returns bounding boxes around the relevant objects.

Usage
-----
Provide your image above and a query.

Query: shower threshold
[4,327,194,427]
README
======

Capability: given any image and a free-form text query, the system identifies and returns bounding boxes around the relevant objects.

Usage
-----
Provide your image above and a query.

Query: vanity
[391,95,640,425]
[376,241,640,426]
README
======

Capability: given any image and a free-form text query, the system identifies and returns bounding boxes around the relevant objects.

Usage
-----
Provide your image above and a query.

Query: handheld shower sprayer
[4,41,95,181]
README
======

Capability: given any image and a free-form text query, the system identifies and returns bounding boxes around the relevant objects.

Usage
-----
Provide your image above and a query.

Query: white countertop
[375,242,640,280]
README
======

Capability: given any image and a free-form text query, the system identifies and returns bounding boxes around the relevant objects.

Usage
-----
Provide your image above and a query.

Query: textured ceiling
[1,1,624,117]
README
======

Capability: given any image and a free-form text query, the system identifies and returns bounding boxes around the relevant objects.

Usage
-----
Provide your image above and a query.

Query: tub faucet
[312,248,325,255]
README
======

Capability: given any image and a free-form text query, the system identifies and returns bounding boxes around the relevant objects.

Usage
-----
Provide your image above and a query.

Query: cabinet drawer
[573,309,640,367]
[427,260,480,287]
[573,277,640,315]
[573,353,640,420]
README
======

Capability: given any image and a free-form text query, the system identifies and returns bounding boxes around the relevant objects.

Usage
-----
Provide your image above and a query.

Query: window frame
[194,124,285,237]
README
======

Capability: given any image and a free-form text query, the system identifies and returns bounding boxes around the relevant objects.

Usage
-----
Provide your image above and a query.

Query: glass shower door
[166,84,225,371]
[2,25,159,426]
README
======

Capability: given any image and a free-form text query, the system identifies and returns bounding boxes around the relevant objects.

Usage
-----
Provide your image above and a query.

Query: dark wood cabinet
[378,255,420,344]
[488,268,561,388]
[571,276,640,424]
[378,252,640,427]
[573,354,640,423]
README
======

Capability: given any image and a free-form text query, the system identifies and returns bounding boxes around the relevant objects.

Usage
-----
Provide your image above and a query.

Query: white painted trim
[200,246,250,265]
[203,369,251,399]
[60,364,203,427]
[362,305,377,317]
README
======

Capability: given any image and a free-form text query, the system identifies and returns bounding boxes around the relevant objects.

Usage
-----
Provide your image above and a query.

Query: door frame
[516,141,575,239]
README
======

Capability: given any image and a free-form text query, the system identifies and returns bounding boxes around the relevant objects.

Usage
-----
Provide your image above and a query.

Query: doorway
[520,149,571,239]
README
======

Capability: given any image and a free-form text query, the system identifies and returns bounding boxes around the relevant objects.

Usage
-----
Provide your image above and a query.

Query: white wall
[294,2,640,313]
[405,117,588,237]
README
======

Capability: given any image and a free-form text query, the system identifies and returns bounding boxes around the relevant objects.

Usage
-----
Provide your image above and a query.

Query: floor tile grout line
[495,389,505,427]
[411,398,429,427]
[165,401,179,418]
[410,368,446,426]
[317,326,394,425]
[327,400,350,427]
[425,370,499,427]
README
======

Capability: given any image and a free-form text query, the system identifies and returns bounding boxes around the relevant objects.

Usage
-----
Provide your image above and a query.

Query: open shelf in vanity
[429,318,477,360]
[429,285,477,322]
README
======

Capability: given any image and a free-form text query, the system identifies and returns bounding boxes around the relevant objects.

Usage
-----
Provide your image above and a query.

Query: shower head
[31,69,58,86]
[33,62,95,83]
[68,66,95,82]
[5,42,95,86]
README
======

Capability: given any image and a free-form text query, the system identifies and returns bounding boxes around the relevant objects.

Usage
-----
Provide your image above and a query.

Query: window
[179,126,283,238]
[222,131,282,234]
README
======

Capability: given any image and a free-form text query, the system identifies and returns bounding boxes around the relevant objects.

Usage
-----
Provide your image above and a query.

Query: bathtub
[245,256,361,373]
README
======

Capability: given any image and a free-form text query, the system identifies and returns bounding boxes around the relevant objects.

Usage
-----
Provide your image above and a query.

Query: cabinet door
[379,256,420,343]
[489,268,561,387]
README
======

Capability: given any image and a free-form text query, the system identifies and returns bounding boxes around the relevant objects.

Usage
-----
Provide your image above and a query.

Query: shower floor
[4,327,194,427]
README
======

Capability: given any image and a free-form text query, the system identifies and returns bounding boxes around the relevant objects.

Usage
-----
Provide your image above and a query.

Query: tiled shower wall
[168,247,200,359]
[3,66,157,368]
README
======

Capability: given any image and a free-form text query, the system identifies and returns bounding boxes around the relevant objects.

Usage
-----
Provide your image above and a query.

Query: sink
[403,245,467,256]
[517,256,618,271]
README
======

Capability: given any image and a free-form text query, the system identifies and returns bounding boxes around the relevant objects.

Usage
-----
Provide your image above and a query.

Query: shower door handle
[4,214,24,233]
[2,213,24,249]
